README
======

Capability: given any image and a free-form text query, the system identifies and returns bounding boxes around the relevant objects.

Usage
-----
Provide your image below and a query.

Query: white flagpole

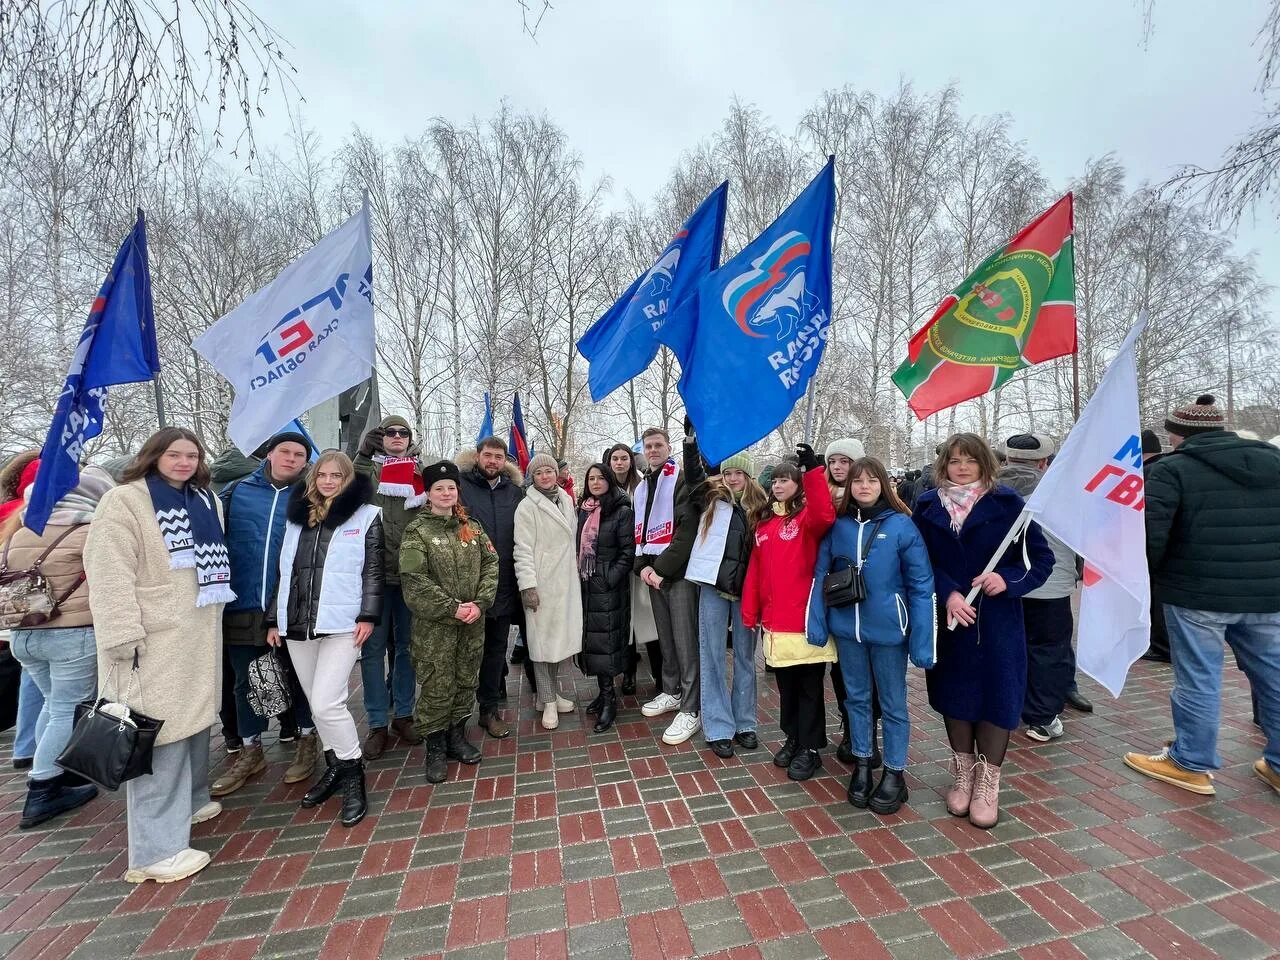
[946,508,1032,631]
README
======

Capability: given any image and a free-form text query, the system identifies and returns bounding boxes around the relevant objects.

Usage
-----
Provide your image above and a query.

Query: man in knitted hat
[214,431,318,796]
[997,433,1082,744]
[354,415,426,758]
[1124,394,1280,797]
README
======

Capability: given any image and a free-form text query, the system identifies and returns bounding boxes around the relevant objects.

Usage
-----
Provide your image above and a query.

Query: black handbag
[56,653,164,791]
[822,521,882,609]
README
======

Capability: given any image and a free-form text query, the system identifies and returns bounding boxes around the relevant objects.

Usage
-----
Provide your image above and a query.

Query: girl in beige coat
[515,454,582,730]
[84,428,232,885]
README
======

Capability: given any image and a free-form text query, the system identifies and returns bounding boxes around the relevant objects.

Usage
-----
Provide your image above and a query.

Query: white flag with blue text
[1023,315,1151,696]
[193,205,375,454]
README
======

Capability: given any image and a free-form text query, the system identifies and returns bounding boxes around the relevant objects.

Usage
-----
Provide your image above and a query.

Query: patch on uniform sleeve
[486,540,496,553]
[400,546,425,574]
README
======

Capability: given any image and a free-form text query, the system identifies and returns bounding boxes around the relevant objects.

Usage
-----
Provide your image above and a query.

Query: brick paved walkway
[0,654,1277,960]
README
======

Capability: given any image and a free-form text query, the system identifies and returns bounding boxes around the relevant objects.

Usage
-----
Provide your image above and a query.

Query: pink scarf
[578,498,602,579]
[937,481,988,533]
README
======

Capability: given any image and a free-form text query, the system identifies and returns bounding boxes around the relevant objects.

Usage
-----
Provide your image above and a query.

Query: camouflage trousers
[412,621,485,737]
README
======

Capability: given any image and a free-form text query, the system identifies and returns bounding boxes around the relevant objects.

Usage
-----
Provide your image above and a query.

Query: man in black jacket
[457,437,525,739]
[1124,395,1280,798]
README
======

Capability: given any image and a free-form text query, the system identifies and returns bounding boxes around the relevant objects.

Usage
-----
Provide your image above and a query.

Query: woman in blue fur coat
[912,434,1053,829]
[809,457,935,816]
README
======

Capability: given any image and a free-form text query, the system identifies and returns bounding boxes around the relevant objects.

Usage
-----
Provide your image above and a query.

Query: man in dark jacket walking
[213,431,317,797]
[1124,395,1280,798]
[458,436,525,739]
[354,415,426,758]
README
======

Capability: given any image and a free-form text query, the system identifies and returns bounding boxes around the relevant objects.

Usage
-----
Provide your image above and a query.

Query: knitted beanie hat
[825,437,865,462]
[1166,394,1226,437]
[526,453,558,483]
[720,451,755,475]
[381,414,412,435]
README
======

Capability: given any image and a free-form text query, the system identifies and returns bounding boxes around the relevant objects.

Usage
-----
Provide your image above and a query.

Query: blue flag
[281,418,320,463]
[476,392,494,446]
[577,181,727,401]
[659,159,836,465]
[26,212,161,534]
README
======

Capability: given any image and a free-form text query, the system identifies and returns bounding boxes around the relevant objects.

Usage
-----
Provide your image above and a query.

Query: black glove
[683,414,695,438]
[796,443,821,472]
[359,426,385,457]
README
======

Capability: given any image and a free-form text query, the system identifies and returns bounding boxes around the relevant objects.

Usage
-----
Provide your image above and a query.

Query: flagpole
[946,508,1032,630]
[153,376,167,428]
[802,382,817,445]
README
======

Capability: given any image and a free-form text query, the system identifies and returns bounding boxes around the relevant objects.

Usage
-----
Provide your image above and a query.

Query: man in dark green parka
[1124,394,1280,799]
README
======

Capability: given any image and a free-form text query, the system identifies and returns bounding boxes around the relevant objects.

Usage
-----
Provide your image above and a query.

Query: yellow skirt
[763,629,837,669]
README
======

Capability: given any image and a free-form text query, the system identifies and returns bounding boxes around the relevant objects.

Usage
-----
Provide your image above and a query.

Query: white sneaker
[641,692,680,718]
[124,848,211,884]
[541,703,560,730]
[191,801,222,825]
[662,712,701,745]
[1026,716,1064,742]
[555,696,576,714]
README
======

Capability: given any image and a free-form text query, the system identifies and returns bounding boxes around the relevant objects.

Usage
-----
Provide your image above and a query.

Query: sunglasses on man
[384,428,411,438]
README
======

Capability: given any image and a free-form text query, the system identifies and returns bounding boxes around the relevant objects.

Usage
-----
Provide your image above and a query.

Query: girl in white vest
[267,452,383,828]
[515,454,583,730]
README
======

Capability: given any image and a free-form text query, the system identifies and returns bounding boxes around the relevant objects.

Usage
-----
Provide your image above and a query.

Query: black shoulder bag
[822,521,882,609]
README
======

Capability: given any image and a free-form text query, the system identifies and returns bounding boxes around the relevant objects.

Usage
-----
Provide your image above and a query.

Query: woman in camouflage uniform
[400,461,499,783]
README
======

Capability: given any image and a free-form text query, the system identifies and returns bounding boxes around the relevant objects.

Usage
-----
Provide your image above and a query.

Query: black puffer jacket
[272,473,385,637]
[577,489,635,676]
[457,449,525,618]
[1145,431,1280,613]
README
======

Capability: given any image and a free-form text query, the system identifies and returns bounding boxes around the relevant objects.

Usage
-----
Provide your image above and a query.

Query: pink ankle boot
[946,751,977,816]
[968,756,1002,829]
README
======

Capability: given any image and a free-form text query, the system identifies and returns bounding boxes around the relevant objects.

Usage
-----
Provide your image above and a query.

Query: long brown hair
[605,443,641,494]
[752,462,805,527]
[841,457,911,517]
[122,427,211,488]
[304,451,355,527]
[932,432,999,489]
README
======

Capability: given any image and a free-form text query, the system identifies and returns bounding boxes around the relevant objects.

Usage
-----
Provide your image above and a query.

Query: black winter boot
[869,768,909,815]
[587,675,608,714]
[446,721,482,765]
[773,737,797,769]
[301,750,340,808]
[847,757,875,808]
[336,758,367,827]
[20,776,98,830]
[593,679,617,734]
[425,732,448,784]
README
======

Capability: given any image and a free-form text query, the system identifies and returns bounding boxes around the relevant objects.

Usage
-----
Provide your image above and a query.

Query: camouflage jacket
[399,510,499,623]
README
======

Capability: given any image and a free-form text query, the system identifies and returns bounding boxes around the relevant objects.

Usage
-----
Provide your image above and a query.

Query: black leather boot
[424,731,448,784]
[869,768,909,815]
[773,737,798,769]
[20,776,98,830]
[446,721,482,765]
[847,758,875,808]
[301,750,340,808]
[586,675,607,714]
[787,749,822,781]
[593,680,617,734]
[336,758,367,827]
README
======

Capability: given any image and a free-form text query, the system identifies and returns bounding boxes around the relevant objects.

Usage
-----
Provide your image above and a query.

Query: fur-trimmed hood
[456,447,524,485]
[0,449,41,504]
[287,471,374,528]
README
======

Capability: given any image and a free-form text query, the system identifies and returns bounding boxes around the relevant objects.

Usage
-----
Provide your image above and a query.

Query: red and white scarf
[937,480,988,533]
[376,455,427,509]
[634,458,680,556]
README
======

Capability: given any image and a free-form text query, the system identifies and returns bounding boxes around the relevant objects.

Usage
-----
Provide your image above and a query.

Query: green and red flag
[892,193,1076,420]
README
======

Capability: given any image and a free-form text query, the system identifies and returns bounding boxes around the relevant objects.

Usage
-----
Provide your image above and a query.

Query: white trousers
[286,634,361,761]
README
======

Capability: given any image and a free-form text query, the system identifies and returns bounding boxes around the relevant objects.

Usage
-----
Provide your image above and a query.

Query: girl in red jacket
[741,445,837,781]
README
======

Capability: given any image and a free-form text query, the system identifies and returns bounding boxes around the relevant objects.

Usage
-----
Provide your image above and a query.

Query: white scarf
[685,501,733,586]
[634,458,680,556]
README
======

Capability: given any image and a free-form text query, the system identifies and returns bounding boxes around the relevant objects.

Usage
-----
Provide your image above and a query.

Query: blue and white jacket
[807,505,937,668]
[220,461,299,613]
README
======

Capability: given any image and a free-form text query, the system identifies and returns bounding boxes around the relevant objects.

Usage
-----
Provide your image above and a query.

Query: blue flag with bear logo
[577,181,727,402]
[659,158,836,465]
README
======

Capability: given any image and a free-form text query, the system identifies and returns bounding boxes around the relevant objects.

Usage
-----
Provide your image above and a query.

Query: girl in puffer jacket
[809,457,935,816]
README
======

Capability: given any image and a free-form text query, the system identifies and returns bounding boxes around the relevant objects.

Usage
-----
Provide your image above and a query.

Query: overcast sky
[263,0,1279,301]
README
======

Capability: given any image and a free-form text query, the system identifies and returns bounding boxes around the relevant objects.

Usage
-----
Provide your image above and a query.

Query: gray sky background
[264,0,1278,308]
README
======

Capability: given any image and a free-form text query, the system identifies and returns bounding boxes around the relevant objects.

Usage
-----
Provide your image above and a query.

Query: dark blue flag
[476,392,494,446]
[658,159,836,465]
[509,392,532,473]
[26,212,161,533]
[577,181,727,401]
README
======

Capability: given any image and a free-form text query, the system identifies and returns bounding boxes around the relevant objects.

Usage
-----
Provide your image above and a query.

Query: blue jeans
[227,643,312,739]
[837,640,909,771]
[697,587,756,742]
[361,584,415,727]
[10,626,97,780]
[1166,604,1280,773]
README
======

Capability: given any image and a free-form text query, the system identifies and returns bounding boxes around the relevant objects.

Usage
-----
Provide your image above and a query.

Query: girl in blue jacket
[808,456,935,815]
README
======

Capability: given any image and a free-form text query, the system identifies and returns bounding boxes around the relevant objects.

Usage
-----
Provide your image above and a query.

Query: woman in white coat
[515,454,583,729]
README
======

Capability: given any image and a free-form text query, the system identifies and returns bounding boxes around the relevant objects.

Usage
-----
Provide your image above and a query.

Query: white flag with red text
[1023,315,1151,696]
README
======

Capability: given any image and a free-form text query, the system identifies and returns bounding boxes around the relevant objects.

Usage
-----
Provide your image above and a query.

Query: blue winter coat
[808,507,937,668]
[911,485,1054,729]
[220,462,299,614]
